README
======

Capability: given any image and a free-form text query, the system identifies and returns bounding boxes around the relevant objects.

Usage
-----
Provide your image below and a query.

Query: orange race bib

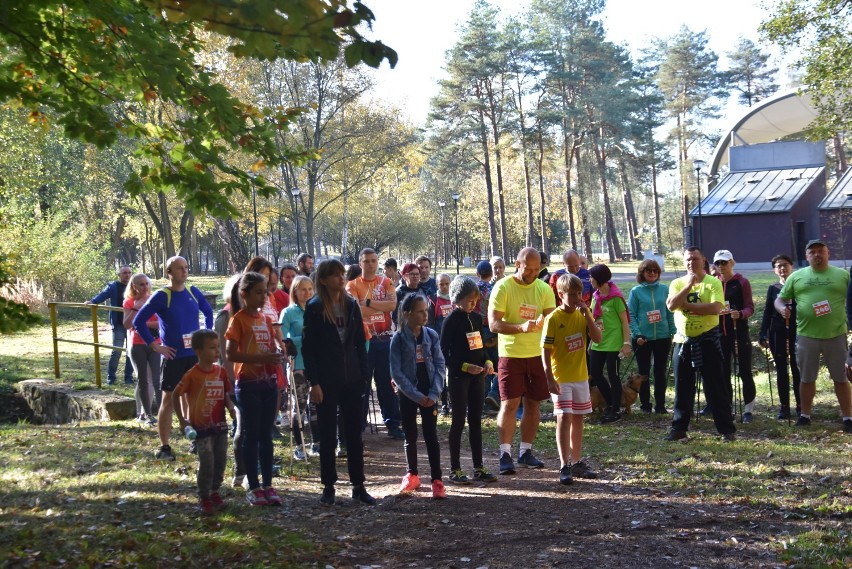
[369,313,386,324]
[519,303,537,320]
[466,331,483,350]
[441,304,453,317]
[564,333,584,353]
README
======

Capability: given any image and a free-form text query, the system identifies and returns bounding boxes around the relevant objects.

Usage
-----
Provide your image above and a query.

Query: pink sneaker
[264,486,282,506]
[431,479,447,499]
[199,497,215,515]
[399,472,420,493]
[246,488,268,506]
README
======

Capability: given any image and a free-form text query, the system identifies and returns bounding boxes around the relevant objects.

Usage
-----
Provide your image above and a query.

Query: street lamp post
[438,200,447,269]
[451,192,460,275]
[694,159,706,251]
[250,172,259,257]
[291,187,302,255]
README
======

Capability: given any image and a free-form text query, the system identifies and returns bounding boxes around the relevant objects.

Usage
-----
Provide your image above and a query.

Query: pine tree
[726,37,779,107]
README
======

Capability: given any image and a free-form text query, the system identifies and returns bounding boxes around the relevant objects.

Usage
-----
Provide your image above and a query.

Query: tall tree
[761,0,852,139]
[655,26,725,227]
[726,37,779,107]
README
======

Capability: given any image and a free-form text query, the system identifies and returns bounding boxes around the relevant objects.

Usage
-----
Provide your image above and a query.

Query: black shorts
[160,356,198,392]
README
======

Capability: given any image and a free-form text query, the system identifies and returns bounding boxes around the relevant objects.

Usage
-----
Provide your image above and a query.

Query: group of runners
[86,238,852,513]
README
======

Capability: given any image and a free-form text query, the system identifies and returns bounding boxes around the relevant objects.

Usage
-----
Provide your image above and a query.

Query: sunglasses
[714,260,729,266]
[644,268,660,274]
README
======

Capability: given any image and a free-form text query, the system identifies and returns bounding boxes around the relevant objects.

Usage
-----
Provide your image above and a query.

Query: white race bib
[182,333,193,349]
[440,303,453,317]
[466,331,483,350]
[415,345,425,363]
[647,309,662,324]
[813,300,831,317]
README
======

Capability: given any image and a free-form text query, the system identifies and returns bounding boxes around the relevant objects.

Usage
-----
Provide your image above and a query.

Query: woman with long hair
[302,259,375,506]
[123,273,161,424]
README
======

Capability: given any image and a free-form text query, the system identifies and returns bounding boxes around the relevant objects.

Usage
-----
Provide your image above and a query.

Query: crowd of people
[85,240,852,514]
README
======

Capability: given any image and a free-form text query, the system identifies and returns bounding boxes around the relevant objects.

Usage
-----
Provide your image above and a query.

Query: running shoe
[246,488,268,506]
[263,487,282,506]
[449,469,470,485]
[517,449,544,469]
[352,485,376,505]
[200,497,215,515]
[399,472,420,493]
[431,479,447,499]
[499,452,516,475]
[473,467,498,483]
[559,465,573,485]
[570,460,598,479]
[154,445,175,461]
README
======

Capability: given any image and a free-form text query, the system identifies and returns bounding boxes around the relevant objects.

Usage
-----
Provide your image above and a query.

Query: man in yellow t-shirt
[665,247,736,442]
[488,247,556,474]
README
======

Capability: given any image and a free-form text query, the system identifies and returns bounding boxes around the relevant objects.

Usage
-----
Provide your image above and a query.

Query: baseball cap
[805,239,826,250]
[713,250,734,263]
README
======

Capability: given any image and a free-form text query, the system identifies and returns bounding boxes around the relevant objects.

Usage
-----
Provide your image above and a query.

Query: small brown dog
[590,373,647,414]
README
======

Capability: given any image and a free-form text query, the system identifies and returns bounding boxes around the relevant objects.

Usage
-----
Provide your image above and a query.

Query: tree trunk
[562,124,577,251]
[834,133,848,177]
[573,146,593,258]
[110,215,126,268]
[618,158,641,259]
[476,104,498,257]
[651,159,662,253]
[213,217,249,273]
[591,130,622,263]
[536,127,549,253]
[489,120,509,259]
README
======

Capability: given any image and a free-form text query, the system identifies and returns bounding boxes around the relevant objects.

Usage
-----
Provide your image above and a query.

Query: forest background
[0,0,850,327]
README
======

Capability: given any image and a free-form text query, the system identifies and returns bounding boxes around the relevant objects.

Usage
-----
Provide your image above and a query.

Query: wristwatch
[365,298,371,308]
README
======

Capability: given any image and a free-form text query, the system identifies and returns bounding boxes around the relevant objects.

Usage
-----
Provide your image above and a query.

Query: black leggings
[448,373,486,471]
[721,324,756,406]
[769,325,801,409]
[399,396,442,481]
[589,350,621,410]
[635,338,672,409]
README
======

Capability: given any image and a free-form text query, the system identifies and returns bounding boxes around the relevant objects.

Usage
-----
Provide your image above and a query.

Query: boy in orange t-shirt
[175,329,236,515]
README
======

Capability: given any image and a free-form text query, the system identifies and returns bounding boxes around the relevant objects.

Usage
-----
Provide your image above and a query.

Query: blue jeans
[235,381,277,490]
[108,327,133,383]
[363,339,400,429]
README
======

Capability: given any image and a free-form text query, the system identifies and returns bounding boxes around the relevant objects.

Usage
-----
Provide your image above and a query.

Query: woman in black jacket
[302,259,375,506]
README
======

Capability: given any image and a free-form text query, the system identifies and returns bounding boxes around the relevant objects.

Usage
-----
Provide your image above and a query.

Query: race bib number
[813,300,831,317]
[182,333,193,349]
[441,304,453,317]
[415,345,425,363]
[519,303,537,320]
[466,331,483,350]
[369,312,386,324]
[252,324,271,347]
[646,309,662,324]
[564,333,584,353]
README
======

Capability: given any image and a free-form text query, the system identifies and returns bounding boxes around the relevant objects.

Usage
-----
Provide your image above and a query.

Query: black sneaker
[351,485,376,505]
[722,432,736,442]
[449,469,471,485]
[699,405,712,416]
[842,419,852,434]
[499,452,516,475]
[320,485,335,507]
[559,465,573,485]
[440,405,450,417]
[570,460,598,480]
[640,404,652,414]
[776,406,791,420]
[473,467,497,484]
[654,406,669,414]
[742,412,753,424]
[664,429,687,441]
[155,445,175,461]
[517,449,544,469]
[599,411,621,424]
[795,416,811,427]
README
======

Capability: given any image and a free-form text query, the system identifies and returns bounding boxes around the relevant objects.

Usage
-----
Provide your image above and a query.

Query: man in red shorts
[489,247,556,474]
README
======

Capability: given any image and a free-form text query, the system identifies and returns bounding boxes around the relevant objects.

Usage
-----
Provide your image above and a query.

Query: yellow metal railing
[48,302,126,388]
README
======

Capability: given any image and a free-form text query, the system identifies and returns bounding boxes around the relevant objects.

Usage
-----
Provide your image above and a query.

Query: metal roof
[817,168,852,210]
[689,166,824,217]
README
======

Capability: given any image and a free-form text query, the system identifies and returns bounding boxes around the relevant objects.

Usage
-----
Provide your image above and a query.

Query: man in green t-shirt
[489,247,556,474]
[775,240,851,433]
[665,247,736,442]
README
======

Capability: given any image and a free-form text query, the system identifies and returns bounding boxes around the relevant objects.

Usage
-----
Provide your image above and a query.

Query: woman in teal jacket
[627,260,675,413]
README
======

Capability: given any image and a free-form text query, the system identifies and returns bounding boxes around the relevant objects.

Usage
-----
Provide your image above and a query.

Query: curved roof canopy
[709,91,819,176]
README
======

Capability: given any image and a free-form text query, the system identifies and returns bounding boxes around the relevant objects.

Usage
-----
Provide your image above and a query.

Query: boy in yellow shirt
[541,274,602,485]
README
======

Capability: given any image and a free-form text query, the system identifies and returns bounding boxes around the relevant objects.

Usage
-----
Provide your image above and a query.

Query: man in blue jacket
[85,266,133,385]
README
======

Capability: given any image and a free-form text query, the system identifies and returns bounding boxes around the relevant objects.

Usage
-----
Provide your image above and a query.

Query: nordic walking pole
[288,356,310,465]
[763,343,775,408]
[732,318,743,423]
[784,304,793,427]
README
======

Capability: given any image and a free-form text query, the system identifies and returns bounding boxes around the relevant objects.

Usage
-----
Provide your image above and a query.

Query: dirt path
[257,426,791,569]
